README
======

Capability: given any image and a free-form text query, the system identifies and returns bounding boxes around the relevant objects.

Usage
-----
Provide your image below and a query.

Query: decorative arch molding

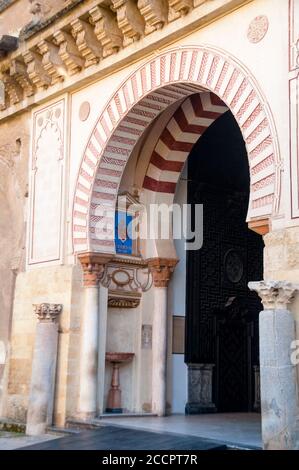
[142,92,228,194]
[73,45,281,254]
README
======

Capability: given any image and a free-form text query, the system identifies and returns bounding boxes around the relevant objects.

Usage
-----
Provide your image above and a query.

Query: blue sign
[115,211,133,254]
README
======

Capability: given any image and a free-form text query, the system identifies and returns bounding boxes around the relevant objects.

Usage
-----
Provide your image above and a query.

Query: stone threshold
[46,425,81,436]
[98,412,157,419]
[66,413,156,430]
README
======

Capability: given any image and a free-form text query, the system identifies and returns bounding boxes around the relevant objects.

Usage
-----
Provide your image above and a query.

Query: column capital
[248,280,299,310]
[78,252,113,287]
[33,303,63,322]
[147,257,178,287]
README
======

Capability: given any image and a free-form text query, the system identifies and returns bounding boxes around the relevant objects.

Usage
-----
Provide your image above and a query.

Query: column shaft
[259,308,298,449]
[26,303,62,436]
[148,257,178,417]
[77,252,111,419]
[78,286,99,417]
[152,286,168,416]
[249,280,299,450]
[97,284,109,415]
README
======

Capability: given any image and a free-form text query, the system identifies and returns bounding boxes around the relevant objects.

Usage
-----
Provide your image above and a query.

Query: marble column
[77,252,111,419]
[26,303,62,436]
[148,258,178,417]
[97,283,109,415]
[249,280,299,450]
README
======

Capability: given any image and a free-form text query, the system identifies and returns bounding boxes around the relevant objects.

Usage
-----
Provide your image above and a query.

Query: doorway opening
[185,109,263,413]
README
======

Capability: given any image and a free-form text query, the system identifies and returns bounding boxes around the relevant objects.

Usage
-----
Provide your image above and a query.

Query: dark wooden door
[185,110,263,413]
[214,302,253,412]
[217,324,248,411]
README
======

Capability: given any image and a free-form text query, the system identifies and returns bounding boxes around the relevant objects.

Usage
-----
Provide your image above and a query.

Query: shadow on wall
[0,118,29,416]
[0,191,13,415]
[0,340,6,411]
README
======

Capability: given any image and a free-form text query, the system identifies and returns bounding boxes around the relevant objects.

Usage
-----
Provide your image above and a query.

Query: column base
[185,403,217,415]
[186,363,216,415]
[26,422,47,436]
[75,411,97,421]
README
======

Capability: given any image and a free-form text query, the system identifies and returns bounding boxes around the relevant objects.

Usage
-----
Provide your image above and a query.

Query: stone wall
[3,264,84,424]
[264,227,299,324]
[0,110,29,415]
[264,228,299,281]
[1,0,297,431]
[0,0,76,37]
[264,227,299,395]
[0,0,30,36]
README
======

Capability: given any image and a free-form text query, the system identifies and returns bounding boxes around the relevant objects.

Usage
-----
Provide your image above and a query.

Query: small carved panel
[186,363,216,413]
[103,256,152,308]
[141,324,152,349]
[247,15,269,44]
[172,316,185,354]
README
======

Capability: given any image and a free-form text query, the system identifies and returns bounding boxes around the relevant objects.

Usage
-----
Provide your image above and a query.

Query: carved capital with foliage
[33,303,62,322]
[78,252,112,287]
[248,280,299,310]
[147,257,178,287]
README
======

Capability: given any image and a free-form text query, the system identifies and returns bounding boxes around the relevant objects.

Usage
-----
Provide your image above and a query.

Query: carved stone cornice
[248,280,299,310]
[111,0,145,46]
[89,5,123,57]
[138,0,168,35]
[78,252,112,287]
[37,39,66,84]
[53,30,84,76]
[10,59,35,97]
[33,303,63,322]
[71,18,102,67]
[147,257,178,287]
[23,50,52,89]
[0,71,23,105]
[0,1,249,118]
[168,0,193,19]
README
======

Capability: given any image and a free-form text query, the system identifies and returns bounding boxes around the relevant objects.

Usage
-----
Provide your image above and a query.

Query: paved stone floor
[0,413,262,450]
[20,426,227,450]
[0,431,62,450]
[99,413,262,449]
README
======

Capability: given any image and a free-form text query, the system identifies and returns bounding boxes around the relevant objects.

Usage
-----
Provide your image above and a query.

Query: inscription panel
[172,316,185,354]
